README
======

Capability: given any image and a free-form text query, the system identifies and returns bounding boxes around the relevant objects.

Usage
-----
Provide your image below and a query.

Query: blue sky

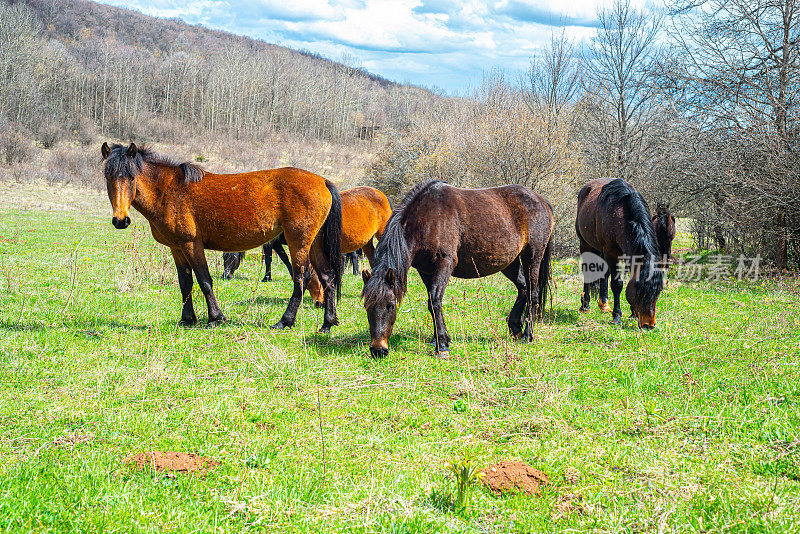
[98,0,621,93]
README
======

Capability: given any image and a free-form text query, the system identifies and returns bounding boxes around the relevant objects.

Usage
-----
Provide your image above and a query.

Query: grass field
[1,184,799,533]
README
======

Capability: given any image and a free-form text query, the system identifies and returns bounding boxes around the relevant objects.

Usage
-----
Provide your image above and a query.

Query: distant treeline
[0,0,437,144]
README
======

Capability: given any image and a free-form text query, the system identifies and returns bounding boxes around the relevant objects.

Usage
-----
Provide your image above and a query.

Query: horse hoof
[262,276,272,282]
[206,318,226,329]
[271,321,291,330]
[612,316,622,326]
[433,349,451,359]
[319,326,331,334]
[579,306,590,313]
[179,318,197,327]
[598,301,612,313]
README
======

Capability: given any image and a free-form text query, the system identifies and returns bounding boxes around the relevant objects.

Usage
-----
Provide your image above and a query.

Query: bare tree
[583,0,663,183]
[665,0,800,267]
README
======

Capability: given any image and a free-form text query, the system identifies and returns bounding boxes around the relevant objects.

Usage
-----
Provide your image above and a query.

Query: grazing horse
[223,186,392,306]
[221,234,292,281]
[593,201,676,312]
[576,178,663,329]
[361,180,554,358]
[101,142,342,331]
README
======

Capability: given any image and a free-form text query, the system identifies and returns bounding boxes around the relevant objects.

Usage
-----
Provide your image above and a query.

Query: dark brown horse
[653,202,676,273]
[101,142,342,331]
[594,201,676,313]
[361,180,554,358]
[576,178,663,328]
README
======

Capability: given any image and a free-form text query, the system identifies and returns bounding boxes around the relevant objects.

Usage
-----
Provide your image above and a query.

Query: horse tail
[322,180,343,300]
[537,233,553,319]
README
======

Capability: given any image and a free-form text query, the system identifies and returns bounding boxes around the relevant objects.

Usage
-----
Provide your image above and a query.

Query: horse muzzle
[111,216,131,229]
[369,344,389,358]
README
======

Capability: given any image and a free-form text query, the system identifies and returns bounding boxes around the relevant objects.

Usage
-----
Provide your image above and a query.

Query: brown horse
[306,185,392,305]
[653,202,676,273]
[101,142,342,332]
[594,201,676,313]
[576,178,663,328]
[362,180,554,358]
[220,185,391,305]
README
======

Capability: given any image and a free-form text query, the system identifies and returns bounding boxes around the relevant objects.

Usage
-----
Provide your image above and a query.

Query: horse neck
[131,164,171,220]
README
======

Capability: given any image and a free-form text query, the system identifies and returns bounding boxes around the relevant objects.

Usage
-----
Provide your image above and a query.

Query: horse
[223,185,392,306]
[576,177,663,329]
[344,249,364,275]
[653,202,676,273]
[101,142,342,332]
[592,201,676,313]
[361,180,554,358]
[221,234,292,281]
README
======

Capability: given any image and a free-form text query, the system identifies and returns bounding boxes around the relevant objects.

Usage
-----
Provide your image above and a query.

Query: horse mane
[599,178,663,304]
[104,144,205,184]
[362,180,442,306]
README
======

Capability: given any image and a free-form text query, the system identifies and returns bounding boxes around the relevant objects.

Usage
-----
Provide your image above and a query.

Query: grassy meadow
[0,181,799,533]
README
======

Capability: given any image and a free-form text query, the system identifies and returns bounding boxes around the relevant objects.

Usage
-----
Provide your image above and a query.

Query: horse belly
[451,244,522,279]
[197,201,281,252]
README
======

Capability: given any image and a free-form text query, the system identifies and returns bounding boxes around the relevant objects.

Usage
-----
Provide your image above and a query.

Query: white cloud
[97,0,636,92]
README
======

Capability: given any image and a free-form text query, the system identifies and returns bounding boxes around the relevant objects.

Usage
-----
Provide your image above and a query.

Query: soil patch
[482,460,548,496]
[126,451,219,476]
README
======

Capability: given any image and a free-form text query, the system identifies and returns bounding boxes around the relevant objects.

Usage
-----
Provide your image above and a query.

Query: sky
[97,0,626,94]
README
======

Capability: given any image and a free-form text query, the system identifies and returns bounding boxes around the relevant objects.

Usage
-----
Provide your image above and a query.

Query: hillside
[0,0,438,147]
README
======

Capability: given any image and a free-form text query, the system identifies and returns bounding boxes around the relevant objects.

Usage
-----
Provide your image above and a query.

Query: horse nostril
[112,216,131,229]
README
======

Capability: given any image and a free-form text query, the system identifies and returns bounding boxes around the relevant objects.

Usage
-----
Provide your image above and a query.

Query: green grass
[0,203,799,533]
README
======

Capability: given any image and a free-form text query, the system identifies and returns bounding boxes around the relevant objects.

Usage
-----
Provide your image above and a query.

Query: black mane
[362,180,442,306]
[599,178,663,304]
[104,144,205,184]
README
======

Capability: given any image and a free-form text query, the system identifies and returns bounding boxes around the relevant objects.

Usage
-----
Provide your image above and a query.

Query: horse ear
[126,143,138,158]
[385,267,395,287]
[361,269,372,285]
[101,142,110,159]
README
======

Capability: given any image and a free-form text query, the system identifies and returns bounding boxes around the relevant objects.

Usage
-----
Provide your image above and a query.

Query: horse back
[575,178,640,259]
[407,183,552,278]
[175,167,332,251]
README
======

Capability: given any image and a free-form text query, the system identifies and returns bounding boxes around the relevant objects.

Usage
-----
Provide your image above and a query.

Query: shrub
[0,124,33,164]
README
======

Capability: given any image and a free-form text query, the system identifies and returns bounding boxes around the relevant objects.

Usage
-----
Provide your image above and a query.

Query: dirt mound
[482,460,548,496]
[125,451,219,476]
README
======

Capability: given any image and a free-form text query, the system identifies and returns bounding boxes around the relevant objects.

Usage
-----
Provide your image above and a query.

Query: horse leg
[362,240,376,267]
[274,237,293,276]
[598,259,612,312]
[180,241,226,327]
[272,247,309,330]
[262,243,273,282]
[578,239,593,312]
[350,251,360,275]
[418,271,437,344]
[171,248,197,326]
[309,239,339,333]
[426,263,453,355]
[520,248,542,341]
[608,259,623,325]
[501,258,527,339]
